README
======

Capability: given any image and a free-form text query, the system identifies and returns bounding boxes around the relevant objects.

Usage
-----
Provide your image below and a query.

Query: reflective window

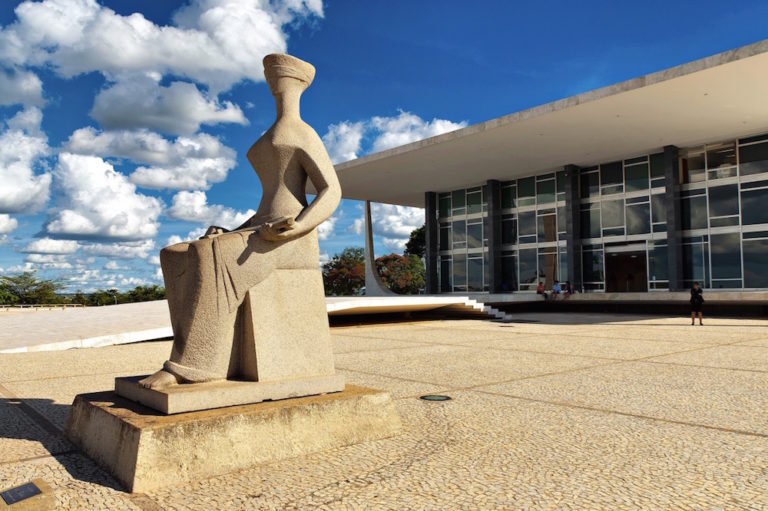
[439,223,450,251]
[518,177,535,206]
[452,220,466,248]
[501,254,517,292]
[710,233,742,282]
[743,238,768,288]
[501,185,515,209]
[582,248,604,285]
[518,248,538,288]
[537,213,556,243]
[556,171,566,201]
[538,248,557,288]
[467,188,482,214]
[649,244,668,282]
[467,221,482,249]
[738,136,768,176]
[650,152,665,188]
[625,162,649,192]
[467,257,483,291]
[741,183,768,225]
[451,190,465,215]
[536,179,555,204]
[708,184,739,227]
[626,202,650,235]
[580,206,600,239]
[518,211,536,238]
[680,149,706,183]
[501,215,516,245]
[651,194,667,224]
[681,193,707,230]
[682,239,708,288]
[558,247,569,283]
[438,194,451,218]
[580,169,599,198]
[440,256,451,292]
[557,207,567,235]
[453,253,466,289]
[601,161,623,195]
[601,199,625,229]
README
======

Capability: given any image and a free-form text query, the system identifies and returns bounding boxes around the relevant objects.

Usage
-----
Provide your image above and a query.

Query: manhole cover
[419,395,452,402]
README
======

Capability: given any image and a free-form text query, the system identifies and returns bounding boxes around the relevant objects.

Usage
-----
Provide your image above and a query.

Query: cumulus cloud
[0,68,43,106]
[23,237,79,254]
[0,107,50,213]
[322,121,364,164]
[371,203,424,254]
[65,127,236,190]
[81,239,155,259]
[0,214,18,234]
[25,253,72,269]
[90,76,247,135]
[0,0,323,92]
[167,190,254,229]
[322,110,466,164]
[45,153,164,239]
[317,214,338,241]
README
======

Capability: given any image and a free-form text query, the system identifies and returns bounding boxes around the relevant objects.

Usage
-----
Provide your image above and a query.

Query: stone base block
[66,385,402,493]
[115,374,345,414]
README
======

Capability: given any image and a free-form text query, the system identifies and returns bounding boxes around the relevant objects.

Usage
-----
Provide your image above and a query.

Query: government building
[335,39,768,296]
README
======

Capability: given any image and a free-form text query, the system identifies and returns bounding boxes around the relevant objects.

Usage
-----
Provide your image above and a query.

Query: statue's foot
[138,370,180,389]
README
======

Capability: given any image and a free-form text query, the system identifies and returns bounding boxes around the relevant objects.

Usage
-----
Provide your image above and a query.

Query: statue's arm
[263,132,341,240]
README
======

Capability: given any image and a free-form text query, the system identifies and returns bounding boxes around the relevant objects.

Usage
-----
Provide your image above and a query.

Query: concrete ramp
[1,296,503,354]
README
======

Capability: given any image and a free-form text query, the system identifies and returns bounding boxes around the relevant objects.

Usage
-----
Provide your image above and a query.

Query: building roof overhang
[331,39,768,208]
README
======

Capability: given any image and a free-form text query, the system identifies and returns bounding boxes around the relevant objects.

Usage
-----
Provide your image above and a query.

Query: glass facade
[435,131,768,293]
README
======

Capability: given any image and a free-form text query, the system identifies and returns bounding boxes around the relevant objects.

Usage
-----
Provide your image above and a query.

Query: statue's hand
[259,217,299,241]
[201,226,229,239]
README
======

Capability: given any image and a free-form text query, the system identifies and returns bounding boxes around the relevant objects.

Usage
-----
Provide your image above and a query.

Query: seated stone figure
[140,54,341,390]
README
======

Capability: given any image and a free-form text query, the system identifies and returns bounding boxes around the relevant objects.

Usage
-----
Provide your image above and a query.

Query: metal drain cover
[419,395,452,402]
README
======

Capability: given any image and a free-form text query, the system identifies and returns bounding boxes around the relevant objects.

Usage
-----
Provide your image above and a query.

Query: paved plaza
[1,313,767,509]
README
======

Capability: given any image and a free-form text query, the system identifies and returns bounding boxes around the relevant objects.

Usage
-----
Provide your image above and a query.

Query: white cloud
[0,68,43,106]
[0,0,323,92]
[317,214,338,241]
[0,107,50,213]
[321,111,466,164]
[166,235,184,247]
[322,121,364,164]
[23,237,79,254]
[370,111,467,153]
[382,237,407,252]
[65,127,237,191]
[349,217,364,235]
[81,239,155,259]
[46,153,163,239]
[90,76,247,135]
[0,214,18,234]
[147,255,160,266]
[167,190,254,229]
[370,203,424,254]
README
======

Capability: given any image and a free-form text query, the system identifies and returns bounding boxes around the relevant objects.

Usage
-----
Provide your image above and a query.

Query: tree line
[0,271,165,306]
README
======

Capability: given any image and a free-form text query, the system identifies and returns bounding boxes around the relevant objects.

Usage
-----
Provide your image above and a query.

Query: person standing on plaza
[690,281,704,325]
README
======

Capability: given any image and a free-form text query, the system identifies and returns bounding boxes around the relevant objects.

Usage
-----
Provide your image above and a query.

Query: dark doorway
[605,251,647,292]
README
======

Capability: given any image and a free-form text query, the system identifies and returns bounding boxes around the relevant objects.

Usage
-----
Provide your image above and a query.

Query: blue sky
[1,0,767,291]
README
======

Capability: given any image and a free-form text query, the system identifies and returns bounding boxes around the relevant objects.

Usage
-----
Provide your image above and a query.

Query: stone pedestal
[66,385,402,493]
[115,374,345,414]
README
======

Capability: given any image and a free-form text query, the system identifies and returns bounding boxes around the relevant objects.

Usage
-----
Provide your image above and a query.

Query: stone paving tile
[553,324,767,345]
[0,340,171,383]
[646,344,768,372]
[0,400,70,463]
[335,344,607,388]
[338,325,513,345]
[144,392,768,510]
[478,360,768,436]
[330,334,429,354]
[458,334,707,361]
[736,338,768,348]
[3,372,138,432]
[0,453,139,510]
[337,369,451,399]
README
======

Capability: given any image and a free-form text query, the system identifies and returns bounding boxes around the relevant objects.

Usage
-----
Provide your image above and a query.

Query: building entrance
[605,247,648,292]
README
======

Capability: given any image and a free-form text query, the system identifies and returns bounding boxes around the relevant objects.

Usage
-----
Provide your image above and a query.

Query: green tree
[126,285,166,302]
[0,271,64,304]
[375,253,426,294]
[403,224,426,259]
[322,247,365,296]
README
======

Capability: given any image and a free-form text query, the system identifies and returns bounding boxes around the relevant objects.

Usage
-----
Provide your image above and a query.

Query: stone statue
[140,54,341,390]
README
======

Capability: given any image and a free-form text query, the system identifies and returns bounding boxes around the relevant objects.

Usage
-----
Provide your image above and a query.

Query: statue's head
[263,53,315,95]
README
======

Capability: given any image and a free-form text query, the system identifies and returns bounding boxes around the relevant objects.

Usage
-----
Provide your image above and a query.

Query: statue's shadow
[0,397,123,492]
